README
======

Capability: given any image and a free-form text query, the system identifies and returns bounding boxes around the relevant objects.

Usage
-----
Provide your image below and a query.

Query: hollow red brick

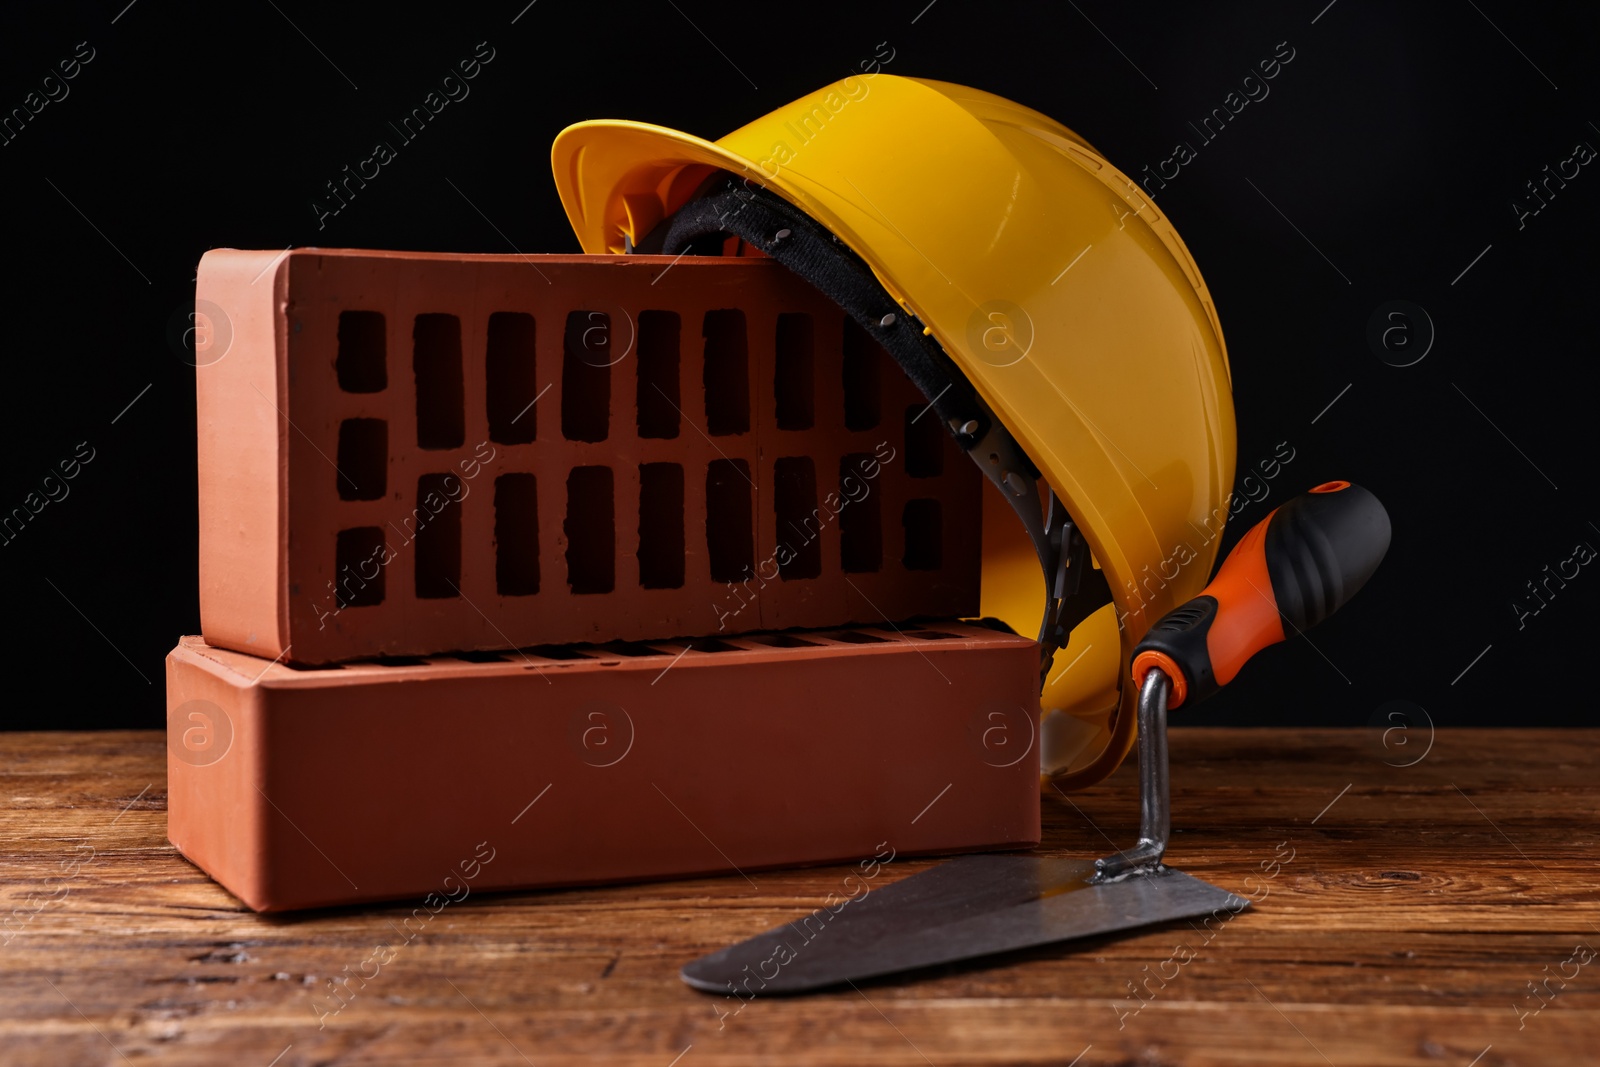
[165,623,1042,912]
[196,249,982,664]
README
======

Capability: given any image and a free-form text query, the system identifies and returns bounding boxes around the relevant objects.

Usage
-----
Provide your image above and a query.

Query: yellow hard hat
[552,74,1236,790]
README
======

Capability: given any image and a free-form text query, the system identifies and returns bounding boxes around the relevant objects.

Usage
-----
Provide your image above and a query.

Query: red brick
[196,249,981,664]
[165,624,1042,912]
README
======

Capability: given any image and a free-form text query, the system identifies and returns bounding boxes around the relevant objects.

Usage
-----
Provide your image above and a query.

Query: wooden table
[1,728,1594,1066]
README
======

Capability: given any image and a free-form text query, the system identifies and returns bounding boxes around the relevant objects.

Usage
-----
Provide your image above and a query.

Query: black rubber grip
[1264,483,1392,632]
[1136,594,1222,704]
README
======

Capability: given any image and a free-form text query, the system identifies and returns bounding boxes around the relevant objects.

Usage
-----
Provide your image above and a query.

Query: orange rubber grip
[1199,512,1285,688]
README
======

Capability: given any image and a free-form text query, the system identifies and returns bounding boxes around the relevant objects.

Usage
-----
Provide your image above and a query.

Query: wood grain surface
[1,728,1596,1066]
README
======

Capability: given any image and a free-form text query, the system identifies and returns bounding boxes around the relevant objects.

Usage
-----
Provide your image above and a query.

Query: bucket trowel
[682,481,1391,994]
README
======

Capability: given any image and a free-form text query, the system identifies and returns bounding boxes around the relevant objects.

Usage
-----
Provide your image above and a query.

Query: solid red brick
[196,249,981,664]
[165,623,1042,912]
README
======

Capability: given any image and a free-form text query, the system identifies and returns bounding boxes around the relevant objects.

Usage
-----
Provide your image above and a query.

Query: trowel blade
[681,855,1249,995]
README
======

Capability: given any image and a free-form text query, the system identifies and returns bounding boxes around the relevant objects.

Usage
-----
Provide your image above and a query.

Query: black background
[1,1,1594,730]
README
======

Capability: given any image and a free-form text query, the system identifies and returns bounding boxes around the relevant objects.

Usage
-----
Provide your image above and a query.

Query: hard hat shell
[551,75,1237,789]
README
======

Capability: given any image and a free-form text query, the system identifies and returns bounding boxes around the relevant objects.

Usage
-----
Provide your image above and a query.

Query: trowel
[682,481,1390,994]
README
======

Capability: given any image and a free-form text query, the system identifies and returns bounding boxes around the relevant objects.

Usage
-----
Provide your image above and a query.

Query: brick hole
[374,655,429,667]
[283,661,346,671]
[774,457,821,580]
[450,650,510,663]
[839,453,883,573]
[702,309,749,436]
[334,526,386,608]
[413,313,465,449]
[336,310,386,393]
[842,316,882,431]
[562,311,611,442]
[774,313,814,430]
[565,466,615,594]
[638,462,685,589]
[904,404,944,478]
[903,630,960,640]
[486,311,538,445]
[705,459,754,583]
[693,639,743,653]
[824,630,888,644]
[414,474,463,599]
[493,473,540,596]
[598,641,665,657]
[522,644,595,661]
[902,499,943,571]
[751,633,821,648]
[336,418,387,501]
[636,310,680,439]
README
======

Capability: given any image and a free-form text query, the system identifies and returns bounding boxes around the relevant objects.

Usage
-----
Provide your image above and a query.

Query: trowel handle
[1131,481,1390,710]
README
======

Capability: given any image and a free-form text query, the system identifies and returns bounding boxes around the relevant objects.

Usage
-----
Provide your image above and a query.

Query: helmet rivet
[879,313,897,328]
[959,419,979,436]
[773,228,791,242]
[1004,472,1028,496]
